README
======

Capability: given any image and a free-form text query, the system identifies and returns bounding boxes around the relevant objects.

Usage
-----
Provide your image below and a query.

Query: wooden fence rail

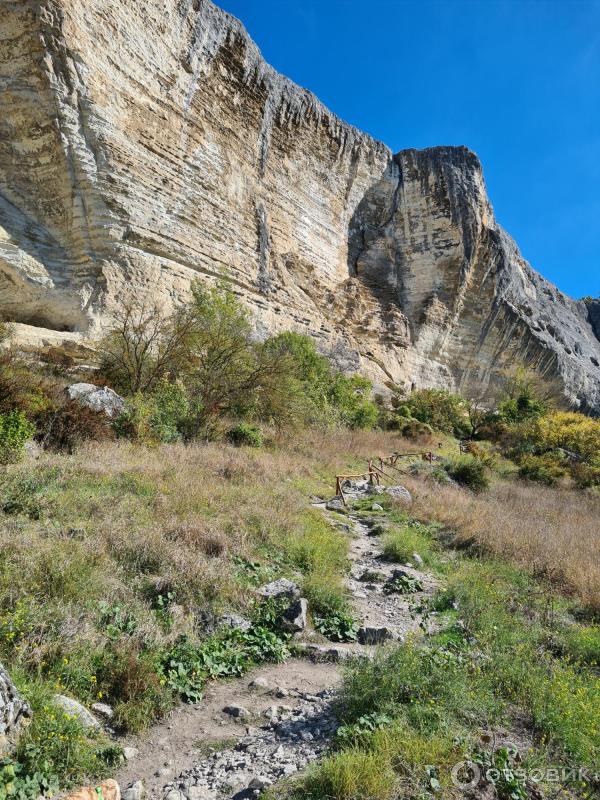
[334,451,436,505]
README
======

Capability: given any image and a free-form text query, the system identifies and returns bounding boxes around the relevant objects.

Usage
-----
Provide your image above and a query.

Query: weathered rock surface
[0,662,31,753]
[53,694,100,729]
[1,1,599,410]
[66,383,125,417]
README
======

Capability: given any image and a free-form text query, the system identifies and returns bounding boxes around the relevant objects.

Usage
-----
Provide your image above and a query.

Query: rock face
[0,662,31,753]
[1,0,599,410]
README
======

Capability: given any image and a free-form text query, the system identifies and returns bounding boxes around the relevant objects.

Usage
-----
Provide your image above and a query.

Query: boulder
[385,485,413,504]
[357,626,392,645]
[282,598,308,632]
[256,578,300,601]
[325,498,345,512]
[218,613,252,632]
[0,662,31,754]
[66,383,125,418]
[53,694,100,729]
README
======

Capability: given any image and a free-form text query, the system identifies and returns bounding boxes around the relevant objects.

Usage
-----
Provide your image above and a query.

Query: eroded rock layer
[1,0,599,410]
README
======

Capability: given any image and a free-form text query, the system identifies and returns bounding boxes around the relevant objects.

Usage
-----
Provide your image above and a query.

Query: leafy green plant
[0,759,58,800]
[383,573,423,595]
[335,712,393,747]
[97,601,138,640]
[159,627,289,702]
[313,610,358,642]
[471,746,528,800]
[443,455,489,491]
[0,411,34,465]
[226,423,264,448]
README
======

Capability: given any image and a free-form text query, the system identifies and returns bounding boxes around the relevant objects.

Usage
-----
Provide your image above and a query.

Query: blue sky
[218,0,599,299]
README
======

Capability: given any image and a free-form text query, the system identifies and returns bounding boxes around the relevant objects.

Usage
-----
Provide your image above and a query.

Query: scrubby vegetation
[0,289,599,796]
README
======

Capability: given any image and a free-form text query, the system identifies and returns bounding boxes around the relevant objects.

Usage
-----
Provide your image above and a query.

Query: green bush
[261,332,379,430]
[398,418,434,439]
[570,463,600,489]
[115,380,189,444]
[518,454,566,486]
[443,455,489,491]
[0,411,34,465]
[226,423,264,448]
[395,389,471,438]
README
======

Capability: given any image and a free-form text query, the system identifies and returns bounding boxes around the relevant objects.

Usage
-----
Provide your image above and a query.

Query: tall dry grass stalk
[402,476,600,610]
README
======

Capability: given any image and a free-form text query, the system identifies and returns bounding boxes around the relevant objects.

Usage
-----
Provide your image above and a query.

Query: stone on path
[357,626,392,645]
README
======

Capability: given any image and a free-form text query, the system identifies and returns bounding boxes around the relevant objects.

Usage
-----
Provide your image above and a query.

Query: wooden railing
[334,451,437,505]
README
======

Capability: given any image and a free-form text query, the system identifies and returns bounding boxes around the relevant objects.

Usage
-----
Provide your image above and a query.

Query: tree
[99,297,196,395]
[182,282,291,435]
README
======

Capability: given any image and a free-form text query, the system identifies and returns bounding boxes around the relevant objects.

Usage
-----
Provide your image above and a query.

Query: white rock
[256,579,300,600]
[66,384,125,418]
[53,694,99,729]
[91,702,114,719]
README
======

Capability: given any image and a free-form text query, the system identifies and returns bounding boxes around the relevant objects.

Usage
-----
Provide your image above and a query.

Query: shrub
[570,463,600,489]
[261,332,378,430]
[536,411,600,463]
[398,418,433,440]
[226,423,263,448]
[443,455,489,491]
[115,380,189,444]
[36,400,113,453]
[518,454,566,486]
[395,389,471,437]
[495,368,549,424]
[0,411,34,464]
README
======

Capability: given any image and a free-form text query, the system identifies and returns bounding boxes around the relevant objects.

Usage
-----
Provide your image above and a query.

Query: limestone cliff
[1,0,599,411]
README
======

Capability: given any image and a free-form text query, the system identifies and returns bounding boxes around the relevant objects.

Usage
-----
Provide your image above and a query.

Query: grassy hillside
[0,429,598,797]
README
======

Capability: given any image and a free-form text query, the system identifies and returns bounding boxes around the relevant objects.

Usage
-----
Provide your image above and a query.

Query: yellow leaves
[537,412,600,463]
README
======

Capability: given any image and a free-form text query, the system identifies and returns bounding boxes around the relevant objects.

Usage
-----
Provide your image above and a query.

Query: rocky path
[117,484,438,800]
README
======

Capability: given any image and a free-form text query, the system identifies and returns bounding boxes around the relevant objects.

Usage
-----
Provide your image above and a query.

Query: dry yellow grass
[402,476,600,610]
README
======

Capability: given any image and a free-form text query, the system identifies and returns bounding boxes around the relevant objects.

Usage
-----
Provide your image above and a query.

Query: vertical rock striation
[0,0,599,411]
